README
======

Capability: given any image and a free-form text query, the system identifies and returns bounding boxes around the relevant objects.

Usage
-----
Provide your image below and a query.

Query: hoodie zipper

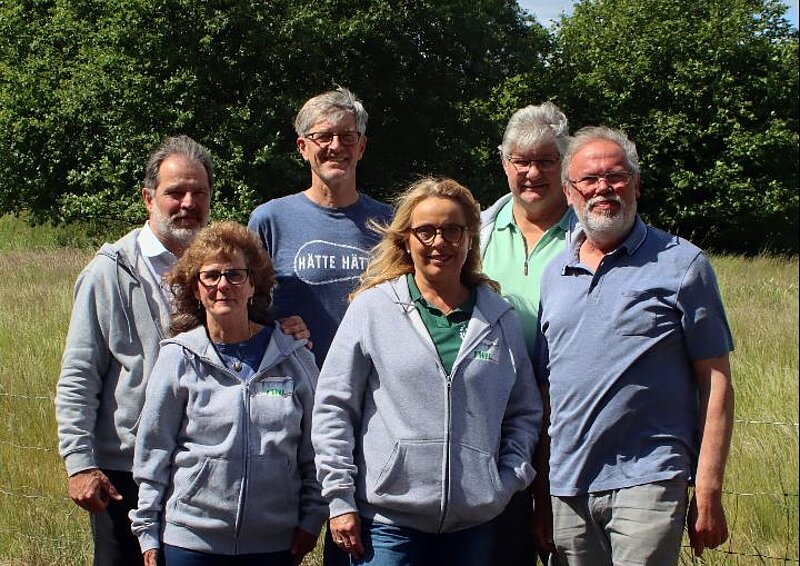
[233,378,250,554]
[435,325,492,533]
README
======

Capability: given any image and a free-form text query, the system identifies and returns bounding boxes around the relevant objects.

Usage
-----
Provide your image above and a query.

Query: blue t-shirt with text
[248,192,393,367]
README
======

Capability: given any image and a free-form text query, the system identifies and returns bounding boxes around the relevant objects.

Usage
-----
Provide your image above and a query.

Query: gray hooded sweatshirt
[312,276,542,534]
[130,325,326,554]
[56,228,170,475]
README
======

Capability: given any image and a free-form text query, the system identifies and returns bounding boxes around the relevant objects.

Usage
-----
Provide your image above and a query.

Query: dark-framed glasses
[198,268,251,287]
[505,155,560,174]
[568,171,632,193]
[410,224,467,246]
[305,131,362,147]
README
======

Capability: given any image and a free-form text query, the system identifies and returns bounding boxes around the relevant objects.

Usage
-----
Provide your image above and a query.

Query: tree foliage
[0,0,549,232]
[0,0,797,253]
[552,0,799,253]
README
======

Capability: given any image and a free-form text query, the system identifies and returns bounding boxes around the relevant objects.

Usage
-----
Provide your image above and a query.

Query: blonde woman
[312,177,542,565]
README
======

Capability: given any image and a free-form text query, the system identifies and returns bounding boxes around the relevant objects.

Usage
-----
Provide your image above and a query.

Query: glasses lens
[199,270,221,286]
[606,172,630,186]
[310,132,333,144]
[441,225,464,243]
[339,132,360,145]
[226,269,249,285]
[413,226,437,244]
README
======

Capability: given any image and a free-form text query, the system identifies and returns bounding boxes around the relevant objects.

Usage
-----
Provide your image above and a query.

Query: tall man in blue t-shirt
[248,87,392,566]
[535,126,735,565]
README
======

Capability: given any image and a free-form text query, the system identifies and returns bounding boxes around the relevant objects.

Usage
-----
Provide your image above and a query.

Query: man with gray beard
[534,126,735,565]
[55,135,214,565]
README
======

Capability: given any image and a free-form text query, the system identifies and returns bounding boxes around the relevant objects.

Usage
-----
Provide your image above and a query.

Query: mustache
[170,210,202,220]
[587,193,622,211]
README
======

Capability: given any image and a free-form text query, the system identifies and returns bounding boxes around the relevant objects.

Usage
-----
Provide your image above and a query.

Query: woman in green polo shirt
[311,177,543,566]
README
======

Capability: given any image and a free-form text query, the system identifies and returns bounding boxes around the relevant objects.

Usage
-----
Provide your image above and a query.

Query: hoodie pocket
[370,439,444,517]
[170,457,241,535]
[240,454,298,540]
[444,444,506,530]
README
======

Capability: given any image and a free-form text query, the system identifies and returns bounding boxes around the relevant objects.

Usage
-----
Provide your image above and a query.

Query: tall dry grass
[0,216,796,565]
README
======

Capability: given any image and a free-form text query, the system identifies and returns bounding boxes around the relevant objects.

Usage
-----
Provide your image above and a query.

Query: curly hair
[167,221,275,335]
[352,177,498,300]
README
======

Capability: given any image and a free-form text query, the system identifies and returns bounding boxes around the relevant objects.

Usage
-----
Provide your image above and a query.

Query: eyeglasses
[568,171,632,194]
[505,155,560,174]
[410,224,467,246]
[305,131,362,147]
[198,268,251,287]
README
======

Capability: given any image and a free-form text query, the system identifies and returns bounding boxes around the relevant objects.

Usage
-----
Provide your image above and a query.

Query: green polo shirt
[407,274,475,375]
[482,201,574,357]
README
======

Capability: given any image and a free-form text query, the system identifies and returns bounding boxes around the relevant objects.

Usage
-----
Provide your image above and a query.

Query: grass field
[0,215,796,565]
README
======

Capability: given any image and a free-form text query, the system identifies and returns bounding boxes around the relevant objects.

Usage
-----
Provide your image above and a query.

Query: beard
[151,206,206,250]
[576,193,637,246]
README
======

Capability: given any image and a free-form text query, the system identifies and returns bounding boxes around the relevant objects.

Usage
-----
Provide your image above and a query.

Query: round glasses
[198,268,251,288]
[568,171,632,194]
[410,224,466,246]
[305,131,362,147]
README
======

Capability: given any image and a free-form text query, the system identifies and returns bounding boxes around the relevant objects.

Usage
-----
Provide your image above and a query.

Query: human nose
[524,163,543,178]
[326,133,344,150]
[179,190,195,209]
[594,176,615,194]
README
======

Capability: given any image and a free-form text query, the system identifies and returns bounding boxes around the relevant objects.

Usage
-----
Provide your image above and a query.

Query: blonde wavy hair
[352,177,498,300]
[167,221,275,335]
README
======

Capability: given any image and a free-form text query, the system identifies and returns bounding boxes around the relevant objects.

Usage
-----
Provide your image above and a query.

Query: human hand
[329,512,364,560]
[67,468,122,512]
[279,316,313,350]
[531,493,556,554]
[143,548,158,566]
[687,490,728,555]
[290,528,318,566]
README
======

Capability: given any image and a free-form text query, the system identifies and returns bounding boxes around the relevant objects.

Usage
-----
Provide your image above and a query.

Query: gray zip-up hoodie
[56,228,169,475]
[130,325,327,554]
[312,277,542,533]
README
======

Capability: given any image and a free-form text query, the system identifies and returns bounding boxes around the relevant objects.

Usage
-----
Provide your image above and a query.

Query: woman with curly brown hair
[130,221,326,566]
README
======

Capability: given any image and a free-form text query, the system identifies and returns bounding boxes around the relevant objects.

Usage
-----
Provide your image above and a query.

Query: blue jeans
[354,517,493,566]
[163,545,292,566]
[550,479,688,566]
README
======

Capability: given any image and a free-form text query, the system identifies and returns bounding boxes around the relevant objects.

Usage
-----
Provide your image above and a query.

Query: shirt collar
[138,222,174,260]
[406,273,475,316]
[565,215,646,270]
[495,199,574,236]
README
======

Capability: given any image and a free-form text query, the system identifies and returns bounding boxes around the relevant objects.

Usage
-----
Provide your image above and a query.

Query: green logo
[473,350,493,361]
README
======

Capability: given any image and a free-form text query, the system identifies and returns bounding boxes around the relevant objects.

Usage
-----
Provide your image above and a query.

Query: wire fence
[1,393,797,565]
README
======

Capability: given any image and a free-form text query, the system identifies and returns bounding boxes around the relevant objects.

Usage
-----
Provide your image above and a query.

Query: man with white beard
[55,136,308,565]
[55,135,214,565]
[534,126,735,565]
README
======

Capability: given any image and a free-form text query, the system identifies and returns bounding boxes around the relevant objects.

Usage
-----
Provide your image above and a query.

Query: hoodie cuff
[64,451,98,477]
[328,495,359,519]
[136,529,160,554]
[299,508,328,536]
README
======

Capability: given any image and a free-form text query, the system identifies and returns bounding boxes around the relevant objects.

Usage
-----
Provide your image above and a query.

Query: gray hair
[294,87,368,137]
[498,101,570,159]
[143,135,214,196]
[561,126,640,185]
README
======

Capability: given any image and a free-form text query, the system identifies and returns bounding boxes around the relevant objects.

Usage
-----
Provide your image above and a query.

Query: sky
[518,0,800,28]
